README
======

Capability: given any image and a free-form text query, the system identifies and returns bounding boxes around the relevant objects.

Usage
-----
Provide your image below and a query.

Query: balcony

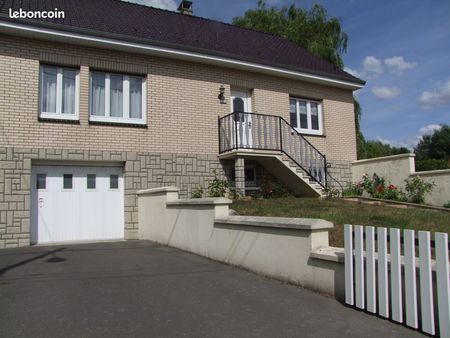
[218,112,327,189]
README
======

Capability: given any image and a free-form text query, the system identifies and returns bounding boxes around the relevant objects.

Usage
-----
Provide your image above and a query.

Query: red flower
[377,184,385,192]
[388,184,397,190]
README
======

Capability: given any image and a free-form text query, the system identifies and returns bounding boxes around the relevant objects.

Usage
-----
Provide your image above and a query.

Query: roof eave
[0,19,365,90]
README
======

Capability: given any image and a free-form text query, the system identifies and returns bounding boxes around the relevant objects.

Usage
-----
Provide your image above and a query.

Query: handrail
[218,111,328,189]
[218,111,326,158]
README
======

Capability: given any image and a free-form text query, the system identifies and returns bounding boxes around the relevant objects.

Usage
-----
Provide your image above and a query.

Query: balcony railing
[218,112,327,188]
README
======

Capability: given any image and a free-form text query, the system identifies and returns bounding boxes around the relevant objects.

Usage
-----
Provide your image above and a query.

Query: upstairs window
[39,65,80,120]
[90,71,146,124]
[289,98,323,135]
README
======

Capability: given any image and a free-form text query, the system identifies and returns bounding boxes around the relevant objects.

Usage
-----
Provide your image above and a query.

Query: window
[63,174,73,189]
[89,71,146,124]
[36,174,46,189]
[289,98,323,135]
[110,175,119,189]
[39,65,80,120]
[245,167,257,186]
[87,174,96,189]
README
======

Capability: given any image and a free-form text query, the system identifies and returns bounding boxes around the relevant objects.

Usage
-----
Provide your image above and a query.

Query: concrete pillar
[235,157,245,196]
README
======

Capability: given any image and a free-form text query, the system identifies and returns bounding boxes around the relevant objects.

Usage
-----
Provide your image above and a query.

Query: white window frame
[39,65,80,121]
[89,71,147,125]
[290,97,323,136]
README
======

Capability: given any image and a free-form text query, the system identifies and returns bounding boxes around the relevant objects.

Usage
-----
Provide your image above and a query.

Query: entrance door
[231,89,253,148]
[31,165,124,244]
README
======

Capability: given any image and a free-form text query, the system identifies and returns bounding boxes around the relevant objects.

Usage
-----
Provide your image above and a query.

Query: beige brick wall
[0,34,356,162]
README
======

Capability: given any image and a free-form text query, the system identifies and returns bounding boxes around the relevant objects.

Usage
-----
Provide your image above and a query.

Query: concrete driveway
[0,241,422,337]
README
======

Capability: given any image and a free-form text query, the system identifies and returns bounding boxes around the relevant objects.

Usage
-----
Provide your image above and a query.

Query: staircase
[218,112,328,197]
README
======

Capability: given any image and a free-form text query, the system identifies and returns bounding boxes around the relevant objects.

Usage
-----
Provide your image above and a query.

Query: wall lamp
[218,85,226,104]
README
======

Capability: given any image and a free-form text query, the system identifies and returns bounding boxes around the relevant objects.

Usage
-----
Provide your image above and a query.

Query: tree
[354,98,367,159]
[362,141,409,159]
[232,1,348,68]
[415,125,450,171]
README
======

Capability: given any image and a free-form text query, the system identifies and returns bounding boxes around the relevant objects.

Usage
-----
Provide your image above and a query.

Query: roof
[0,0,365,86]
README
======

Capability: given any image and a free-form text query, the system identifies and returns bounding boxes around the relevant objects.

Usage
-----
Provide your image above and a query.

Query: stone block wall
[327,160,352,189]
[0,147,225,248]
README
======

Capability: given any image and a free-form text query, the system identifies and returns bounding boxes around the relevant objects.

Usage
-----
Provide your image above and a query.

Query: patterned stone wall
[0,147,225,248]
[327,160,352,189]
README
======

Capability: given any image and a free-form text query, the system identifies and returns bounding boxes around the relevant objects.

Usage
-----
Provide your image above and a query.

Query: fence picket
[366,226,376,313]
[436,232,450,338]
[390,228,403,323]
[377,227,389,318]
[419,231,435,335]
[404,229,418,329]
[355,225,365,309]
[344,224,354,306]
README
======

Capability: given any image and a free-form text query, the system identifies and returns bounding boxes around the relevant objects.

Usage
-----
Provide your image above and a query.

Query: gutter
[0,18,365,90]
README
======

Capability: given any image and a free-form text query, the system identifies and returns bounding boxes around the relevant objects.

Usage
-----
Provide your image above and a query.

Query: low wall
[352,153,415,188]
[410,169,450,206]
[352,153,450,207]
[137,187,345,299]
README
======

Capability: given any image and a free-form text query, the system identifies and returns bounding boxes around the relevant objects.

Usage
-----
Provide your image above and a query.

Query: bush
[207,171,242,200]
[191,187,203,199]
[208,172,230,198]
[416,159,449,171]
[260,179,289,198]
[353,173,406,202]
[444,201,450,209]
[404,176,434,204]
[342,183,363,197]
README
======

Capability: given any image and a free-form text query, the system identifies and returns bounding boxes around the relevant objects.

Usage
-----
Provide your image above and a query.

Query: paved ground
[0,241,422,338]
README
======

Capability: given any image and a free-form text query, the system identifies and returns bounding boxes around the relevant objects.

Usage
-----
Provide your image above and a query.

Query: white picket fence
[344,225,450,337]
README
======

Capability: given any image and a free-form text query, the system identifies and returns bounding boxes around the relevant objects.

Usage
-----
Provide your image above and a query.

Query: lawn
[231,197,450,248]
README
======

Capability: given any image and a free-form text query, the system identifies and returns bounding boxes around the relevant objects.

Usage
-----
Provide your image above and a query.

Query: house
[0,0,365,248]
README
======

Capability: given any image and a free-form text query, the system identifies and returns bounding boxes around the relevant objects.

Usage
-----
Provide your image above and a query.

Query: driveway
[0,241,422,337]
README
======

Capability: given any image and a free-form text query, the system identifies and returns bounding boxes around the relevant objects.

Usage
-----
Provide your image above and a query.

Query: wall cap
[137,186,180,195]
[167,198,232,206]
[311,247,345,263]
[352,153,415,166]
[411,169,450,176]
[215,216,334,230]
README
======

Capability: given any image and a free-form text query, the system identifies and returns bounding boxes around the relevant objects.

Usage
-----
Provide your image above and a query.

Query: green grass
[231,197,450,247]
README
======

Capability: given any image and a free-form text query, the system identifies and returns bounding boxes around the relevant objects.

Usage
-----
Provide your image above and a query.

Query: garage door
[31,165,124,244]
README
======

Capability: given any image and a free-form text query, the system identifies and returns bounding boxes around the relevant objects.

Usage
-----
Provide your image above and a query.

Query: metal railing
[218,112,327,188]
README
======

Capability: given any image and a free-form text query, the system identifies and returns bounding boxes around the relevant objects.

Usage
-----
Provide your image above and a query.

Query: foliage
[356,173,407,201]
[232,1,348,68]
[443,201,450,209]
[325,184,341,199]
[207,171,242,200]
[342,183,363,197]
[415,158,449,171]
[260,179,289,198]
[191,187,204,199]
[404,176,434,204]
[358,140,409,160]
[415,125,450,163]
[354,98,367,160]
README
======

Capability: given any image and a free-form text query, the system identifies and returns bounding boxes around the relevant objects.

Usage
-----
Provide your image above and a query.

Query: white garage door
[31,165,124,244]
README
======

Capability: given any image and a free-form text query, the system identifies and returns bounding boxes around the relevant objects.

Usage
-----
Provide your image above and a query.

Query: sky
[124,0,450,149]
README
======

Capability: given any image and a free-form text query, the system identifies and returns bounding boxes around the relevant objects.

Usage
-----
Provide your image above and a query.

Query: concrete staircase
[254,153,326,197]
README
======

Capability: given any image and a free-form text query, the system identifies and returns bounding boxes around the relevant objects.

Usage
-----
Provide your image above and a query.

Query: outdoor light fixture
[218,85,226,104]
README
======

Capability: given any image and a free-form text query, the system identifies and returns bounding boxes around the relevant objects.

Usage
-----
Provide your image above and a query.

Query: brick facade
[0,33,357,247]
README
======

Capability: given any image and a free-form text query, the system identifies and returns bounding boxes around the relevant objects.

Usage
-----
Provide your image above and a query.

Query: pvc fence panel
[404,229,418,329]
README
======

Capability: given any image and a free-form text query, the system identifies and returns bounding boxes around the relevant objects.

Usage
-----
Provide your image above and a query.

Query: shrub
[260,179,289,198]
[208,171,230,198]
[404,176,434,204]
[416,159,449,171]
[191,187,204,199]
[444,201,450,209]
[342,183,363,197]
[325,184,341,199]
[354,173,406,202]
